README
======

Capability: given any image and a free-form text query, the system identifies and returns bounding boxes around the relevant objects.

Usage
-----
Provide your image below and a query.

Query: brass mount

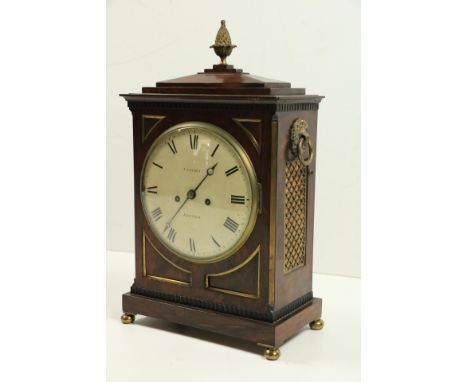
[289,118,315,166]
[210,20,237,65]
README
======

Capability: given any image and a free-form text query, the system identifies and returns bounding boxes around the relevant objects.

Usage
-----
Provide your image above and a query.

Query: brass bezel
[140,121,259,264]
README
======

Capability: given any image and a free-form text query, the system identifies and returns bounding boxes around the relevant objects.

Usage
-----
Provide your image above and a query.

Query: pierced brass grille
[284,160,308,273]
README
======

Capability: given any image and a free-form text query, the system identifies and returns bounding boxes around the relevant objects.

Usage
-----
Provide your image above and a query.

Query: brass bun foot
[264,347,281,361]
[121,313,135,324]
[309,318,324,330]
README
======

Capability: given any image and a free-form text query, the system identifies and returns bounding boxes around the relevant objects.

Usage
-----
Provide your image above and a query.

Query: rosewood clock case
[121,61,324,359]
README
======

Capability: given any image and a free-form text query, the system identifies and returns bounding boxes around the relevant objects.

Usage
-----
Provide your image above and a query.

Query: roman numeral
[167,227,176,242]
[189,238,196,253]
[223,217,239,233]
[231,195,245,204]
[189,134,199,150]
[151,207,162,221]
[146,186,158,194]
[152,162,163,169]
[211,235,221,248]
[211,144,219,157]
[225,166,239,177]
[167,140,177,154]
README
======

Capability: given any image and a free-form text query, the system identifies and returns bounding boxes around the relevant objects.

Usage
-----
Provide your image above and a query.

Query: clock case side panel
[271,104,319,315]
[131,110,145,285]
[126,101,278,322]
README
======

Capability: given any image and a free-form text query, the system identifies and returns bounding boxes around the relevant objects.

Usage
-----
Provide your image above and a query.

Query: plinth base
[122,292,322,359]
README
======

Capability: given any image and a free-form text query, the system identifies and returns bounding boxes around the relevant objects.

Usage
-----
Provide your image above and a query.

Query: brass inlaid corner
[205,245,261,299]
[283,159,308,273]
[233,118,261,154]
[141,115,166,142]
[142,231,192,286]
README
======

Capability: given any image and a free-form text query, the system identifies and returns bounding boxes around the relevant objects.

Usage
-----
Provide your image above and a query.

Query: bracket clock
[120,20,324,360]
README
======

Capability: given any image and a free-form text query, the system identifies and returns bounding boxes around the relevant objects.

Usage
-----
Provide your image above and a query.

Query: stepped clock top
[121,20,323,102]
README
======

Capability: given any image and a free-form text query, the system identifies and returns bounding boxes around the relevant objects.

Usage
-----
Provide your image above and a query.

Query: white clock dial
[141,122,258,262]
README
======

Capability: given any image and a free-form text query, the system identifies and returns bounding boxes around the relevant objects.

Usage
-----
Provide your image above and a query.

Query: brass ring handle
[298,136,314,166]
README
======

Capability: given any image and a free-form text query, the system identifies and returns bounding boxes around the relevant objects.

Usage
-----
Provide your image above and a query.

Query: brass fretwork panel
[284,160,308,273]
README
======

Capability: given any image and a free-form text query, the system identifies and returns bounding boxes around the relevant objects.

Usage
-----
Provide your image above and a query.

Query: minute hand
[166,197,190,227]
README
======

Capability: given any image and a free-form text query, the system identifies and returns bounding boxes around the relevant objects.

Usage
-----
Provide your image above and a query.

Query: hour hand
[193,162,218,193]
[207,162,218,176]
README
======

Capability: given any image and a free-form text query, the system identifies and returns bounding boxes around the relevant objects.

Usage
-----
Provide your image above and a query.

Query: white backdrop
[107,0,360,277]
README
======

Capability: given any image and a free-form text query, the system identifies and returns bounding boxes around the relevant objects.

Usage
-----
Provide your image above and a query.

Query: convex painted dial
[141,122,258,262]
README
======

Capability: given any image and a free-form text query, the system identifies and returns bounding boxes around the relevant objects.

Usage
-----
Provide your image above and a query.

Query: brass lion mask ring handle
[298,135,314,166]
[290,118,314,166]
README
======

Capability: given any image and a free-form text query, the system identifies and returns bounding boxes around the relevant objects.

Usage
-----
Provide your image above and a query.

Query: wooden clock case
[121,63,324,360]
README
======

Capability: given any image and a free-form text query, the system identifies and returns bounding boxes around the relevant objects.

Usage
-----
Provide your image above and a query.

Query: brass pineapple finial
[210,20,237,65]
